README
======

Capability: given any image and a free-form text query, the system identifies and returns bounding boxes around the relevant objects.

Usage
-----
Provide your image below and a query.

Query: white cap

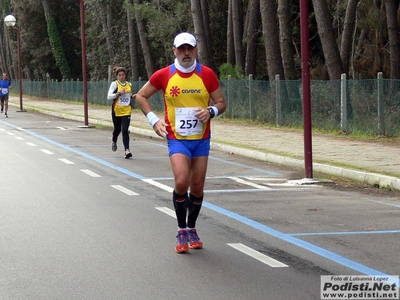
[174,32,196,47]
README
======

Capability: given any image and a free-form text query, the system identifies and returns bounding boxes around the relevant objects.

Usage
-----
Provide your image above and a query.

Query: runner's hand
[195,107,211,123]
[153,119,168,139]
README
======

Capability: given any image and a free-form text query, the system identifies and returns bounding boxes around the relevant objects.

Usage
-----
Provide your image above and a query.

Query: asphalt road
[1,111,399,299]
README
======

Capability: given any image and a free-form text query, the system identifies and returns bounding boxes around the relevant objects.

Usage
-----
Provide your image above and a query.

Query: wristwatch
[207,107,215,118]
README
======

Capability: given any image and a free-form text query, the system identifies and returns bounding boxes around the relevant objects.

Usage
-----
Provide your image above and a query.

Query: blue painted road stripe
[291,230,400,236]
[203,201,397,281]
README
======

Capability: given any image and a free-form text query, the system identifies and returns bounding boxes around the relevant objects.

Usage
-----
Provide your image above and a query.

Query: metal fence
[16,74,400,137]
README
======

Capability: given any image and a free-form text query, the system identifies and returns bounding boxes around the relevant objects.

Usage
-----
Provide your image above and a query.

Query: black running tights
[112,111,131,150]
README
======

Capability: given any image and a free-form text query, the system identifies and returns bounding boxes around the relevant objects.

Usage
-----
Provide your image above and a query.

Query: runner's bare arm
[135,81,168,138]
[210,87,226,115]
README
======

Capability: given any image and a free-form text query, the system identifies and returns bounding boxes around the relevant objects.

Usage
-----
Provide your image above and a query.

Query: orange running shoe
[188,229,203,249]
[175,229,189,253]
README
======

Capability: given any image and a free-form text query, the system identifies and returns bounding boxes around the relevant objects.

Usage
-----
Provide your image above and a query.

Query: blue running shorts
[167,138,211,159]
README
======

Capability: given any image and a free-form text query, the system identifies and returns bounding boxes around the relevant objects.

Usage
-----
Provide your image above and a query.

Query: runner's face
[174,44,197,68]
[117,72,126,83]
[2,74,7,79]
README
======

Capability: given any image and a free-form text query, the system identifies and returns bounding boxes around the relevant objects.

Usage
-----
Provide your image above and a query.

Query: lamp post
[300,0,313,179]
[79,0,89,127]
[4,14,24,112]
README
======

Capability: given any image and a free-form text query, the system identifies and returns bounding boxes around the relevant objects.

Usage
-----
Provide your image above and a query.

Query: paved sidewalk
[7,96,400,191]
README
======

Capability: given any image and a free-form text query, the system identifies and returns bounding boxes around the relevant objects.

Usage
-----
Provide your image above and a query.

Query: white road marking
[58,158,75,164]
[142,176,314,194]
[155,207,176,218]
[205,189,267,193]
[15,136,23,140]
[143,175,317,195]
[228,176,272,190]
[26,142,36,146]
[57,127,67,130]
[227,243,288,268]
[6,132,14,136]
[40,149,53,154]
[142,179,173,193]
[111,185,139,196]
[243,177,285,181]
[267,182,322,188]
[80,169,101,177]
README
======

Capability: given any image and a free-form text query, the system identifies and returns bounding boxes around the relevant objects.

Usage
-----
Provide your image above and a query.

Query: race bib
[117,93,130,106]
[175,107,202,136]
[2,88,8,94]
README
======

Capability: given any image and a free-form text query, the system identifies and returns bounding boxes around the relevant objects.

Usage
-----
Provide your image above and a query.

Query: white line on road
[40,149,54,154]
[142,179,173,193]
[267,182,321,188]
[80,169,101,177]
[228,177,272,190]
[58,158,75,164]
[57,127,68,130]
[6,131,14,136]
[111,185,139,196]
[243,177,282,181]
[26,142,36,146]
[15,136,23,140]
[227,243,288,268]
[155,207,176,218]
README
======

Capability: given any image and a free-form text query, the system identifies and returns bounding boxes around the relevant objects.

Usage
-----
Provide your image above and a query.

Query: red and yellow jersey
[113,80,132,117]
[149,63,220,140]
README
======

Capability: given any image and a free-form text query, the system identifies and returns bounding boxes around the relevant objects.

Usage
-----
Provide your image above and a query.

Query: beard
[178,57,195,68]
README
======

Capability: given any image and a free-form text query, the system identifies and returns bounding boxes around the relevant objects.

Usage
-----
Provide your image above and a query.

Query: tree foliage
[1,0,400,81]
[42,0,72,80]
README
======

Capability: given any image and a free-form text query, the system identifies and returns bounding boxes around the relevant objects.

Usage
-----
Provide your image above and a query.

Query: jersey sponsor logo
[169,86,202,97]
[182,89,202,94]
[170,85,180,97]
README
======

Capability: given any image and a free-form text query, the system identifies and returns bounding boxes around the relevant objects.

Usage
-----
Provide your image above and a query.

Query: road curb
[211,142,400,191]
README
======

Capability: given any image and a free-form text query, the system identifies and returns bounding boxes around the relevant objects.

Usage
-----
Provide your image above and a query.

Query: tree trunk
[311,0,343,79]
[312,0,344,121]
[340,0,359,76]
[133,0,155,79]
[227,0,235,65]
[340,0,359,118]
[278,0,300,111]
[231,0,245,71]
[0,22,10,77]
[244,0,259,77]
[351,28,366,78]
[126,0,139,81]
[277,0,296,80]
[385,0,400,79]
[0,1,11,77]
[200,0,215,70]
[260,0,285,80]
[191,0,213,68]
[101,4,115,63]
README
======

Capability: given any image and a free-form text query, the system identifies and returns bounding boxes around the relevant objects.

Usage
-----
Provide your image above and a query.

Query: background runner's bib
[0,79,11,95]
[118,93,131,106]
[114,80,132,117]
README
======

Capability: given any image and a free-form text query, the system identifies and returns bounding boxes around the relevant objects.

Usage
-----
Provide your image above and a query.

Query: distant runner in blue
[0,73,12,118]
